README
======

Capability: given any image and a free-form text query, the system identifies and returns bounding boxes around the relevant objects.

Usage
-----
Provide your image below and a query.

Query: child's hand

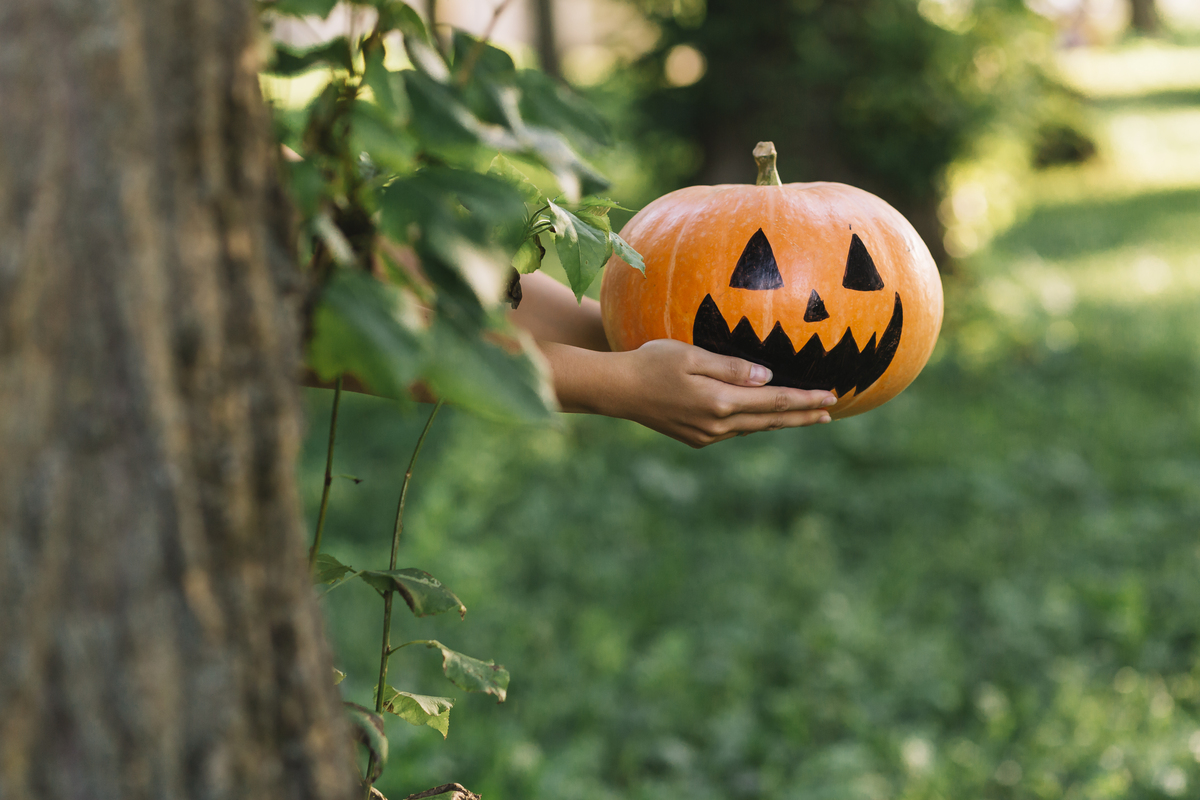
[544,339,836,448]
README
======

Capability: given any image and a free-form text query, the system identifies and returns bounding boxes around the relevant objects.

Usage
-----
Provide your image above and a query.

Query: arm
[509,270,611,351]
[513,273,835,448]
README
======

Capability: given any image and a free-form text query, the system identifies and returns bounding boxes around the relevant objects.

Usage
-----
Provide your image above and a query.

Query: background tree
[533,0,563,80]
[618,0,1061,267]
[1129,0,1160,34]
[0,1,356,797]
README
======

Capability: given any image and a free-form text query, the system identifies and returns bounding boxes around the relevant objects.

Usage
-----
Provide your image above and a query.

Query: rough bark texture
[0,1,357,798]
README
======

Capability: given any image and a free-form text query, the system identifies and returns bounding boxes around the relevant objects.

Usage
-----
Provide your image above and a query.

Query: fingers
[711,384,837,415]
[685,350,837,409]
[622,340,839,447]
[682,352,839,445]
[694,408,832,441]
[676,404,833,447]
[687,349,774,386]
[720,408,833,435]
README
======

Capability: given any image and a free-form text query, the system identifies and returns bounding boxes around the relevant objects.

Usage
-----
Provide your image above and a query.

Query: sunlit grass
[1033,102,1200,205]
[1034,42,1200,201]
[945,41,1200,259]
[1055,40,1200,98]
[979,40,1200,320]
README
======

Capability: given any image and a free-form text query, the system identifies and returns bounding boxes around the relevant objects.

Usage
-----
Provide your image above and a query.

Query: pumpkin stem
[753,141,782,186]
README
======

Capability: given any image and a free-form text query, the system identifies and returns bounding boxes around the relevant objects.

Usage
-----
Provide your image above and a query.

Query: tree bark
[0,1,357,798]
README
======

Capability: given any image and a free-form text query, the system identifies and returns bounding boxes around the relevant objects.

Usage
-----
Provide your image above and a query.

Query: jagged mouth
[692,292,903,396]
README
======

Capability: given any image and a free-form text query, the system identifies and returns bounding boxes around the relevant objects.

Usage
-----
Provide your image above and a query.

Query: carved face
[600,181,943,418]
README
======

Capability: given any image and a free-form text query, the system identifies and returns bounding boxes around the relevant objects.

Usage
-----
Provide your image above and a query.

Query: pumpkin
[600,142,943,419]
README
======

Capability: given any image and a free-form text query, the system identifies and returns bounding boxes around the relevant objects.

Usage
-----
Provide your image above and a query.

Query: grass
[301,40,1200,800]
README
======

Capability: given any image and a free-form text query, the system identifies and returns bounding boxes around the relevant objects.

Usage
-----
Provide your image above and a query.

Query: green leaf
[286,159,324,218]
[402,71,484,152]
[378,170,527,301]
[266,39,353,76]
[488,154,544,205]
[306,271,424,401]
[516,69,611,148]
[488,89,607,202]
[403,30,452,83]
[313,553,355,585]
[344,703,388,780]
[359,568,467,618]
[424,168,529,229]
[270,0,339,18]
[577,196,634,214]
[425,237,512,308]
[423,315,557,424]
[521,128,609,200]
[423,641,510,701]
[376,175,437,243]
[609,232,646,275]
[512,235,545,274]
[369,0,430,42]
[362,39,410,125]
[351,101,417,174]
[547,201,612,300]
[376,685,453,738]
[576,209,612,234]
[403,72,518,157]
[333,667,346,685]
[451,31,517,85]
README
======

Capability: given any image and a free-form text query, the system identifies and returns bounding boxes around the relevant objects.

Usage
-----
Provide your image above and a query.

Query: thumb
[690,350,773,386]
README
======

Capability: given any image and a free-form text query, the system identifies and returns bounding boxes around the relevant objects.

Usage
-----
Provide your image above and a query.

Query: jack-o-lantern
[600,143,943,419]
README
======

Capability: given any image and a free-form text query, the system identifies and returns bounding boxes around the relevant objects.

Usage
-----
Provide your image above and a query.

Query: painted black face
[693,229,903,396]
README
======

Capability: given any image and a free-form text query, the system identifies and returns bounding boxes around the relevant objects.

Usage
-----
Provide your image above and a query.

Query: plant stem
[753,141,782,186]
[363,400,444,796]
[309,375,344,572]
[389,400,443,571]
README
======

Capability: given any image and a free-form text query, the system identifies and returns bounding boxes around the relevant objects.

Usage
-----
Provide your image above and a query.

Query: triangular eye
[729,229,784,290]
[804,290,830,322]
[842,233,884,291]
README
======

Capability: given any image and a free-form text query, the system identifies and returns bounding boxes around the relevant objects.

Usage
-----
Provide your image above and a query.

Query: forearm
[509,271,610,352]
[537,341,629,416]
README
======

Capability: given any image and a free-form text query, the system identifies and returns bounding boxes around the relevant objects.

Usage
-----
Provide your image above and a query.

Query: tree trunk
[533,0,561,81]
[1129,0,1160,34]
[0,1,357,798]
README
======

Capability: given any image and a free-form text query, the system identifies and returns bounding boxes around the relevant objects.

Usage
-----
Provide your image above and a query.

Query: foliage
[263,0,642,422]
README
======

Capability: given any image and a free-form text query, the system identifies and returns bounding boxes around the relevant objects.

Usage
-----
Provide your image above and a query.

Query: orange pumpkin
[600,143,943,419]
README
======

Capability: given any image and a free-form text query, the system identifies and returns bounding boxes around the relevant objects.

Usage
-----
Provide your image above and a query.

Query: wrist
[539,342,633,417]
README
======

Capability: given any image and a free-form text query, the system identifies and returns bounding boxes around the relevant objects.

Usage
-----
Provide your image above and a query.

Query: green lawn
[302,41,1200,800]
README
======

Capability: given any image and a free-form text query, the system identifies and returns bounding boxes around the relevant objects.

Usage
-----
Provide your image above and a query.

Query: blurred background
[289,0,1200,797]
